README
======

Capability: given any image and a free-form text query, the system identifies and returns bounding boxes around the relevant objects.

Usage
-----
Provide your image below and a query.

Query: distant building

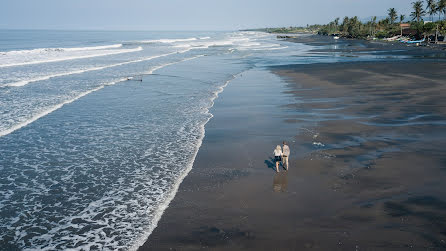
[399,23,415,36]
[400,23,410,29]
[424,21,433,24]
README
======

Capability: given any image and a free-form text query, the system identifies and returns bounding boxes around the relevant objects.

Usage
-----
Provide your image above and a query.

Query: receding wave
[146,54,204,74]
[0,78,127,138]
[1,50,189,88]
[0,46,142,68]
[128,71,242,251]
[171,36,271,50]
[125,36,211,46]
[127,38,198,45]
[0,52,201,138]
[0,44,123,55]
[173,40,234,49]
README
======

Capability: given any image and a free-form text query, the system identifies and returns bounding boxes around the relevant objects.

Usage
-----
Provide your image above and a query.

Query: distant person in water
[282,141,290,170]
[273,145,282,173]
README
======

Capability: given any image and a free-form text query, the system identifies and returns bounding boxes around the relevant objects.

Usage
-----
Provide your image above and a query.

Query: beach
[5,0,446,248]
[2,30,446,250]
[140,36,446,250]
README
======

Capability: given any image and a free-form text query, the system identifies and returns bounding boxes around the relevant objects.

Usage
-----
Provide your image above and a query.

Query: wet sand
[271,61,446,250]
[282,34,446,56]
[139,38,446,250]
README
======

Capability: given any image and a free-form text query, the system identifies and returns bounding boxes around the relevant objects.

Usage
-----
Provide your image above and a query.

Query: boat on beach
[401,38,425,44]
[383,35,401,41]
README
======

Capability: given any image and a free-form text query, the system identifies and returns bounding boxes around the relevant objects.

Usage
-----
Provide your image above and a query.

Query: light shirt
[282,145,290,156]
[274,149,282,156]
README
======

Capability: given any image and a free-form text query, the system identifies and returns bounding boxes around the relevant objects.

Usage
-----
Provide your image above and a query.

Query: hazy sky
[1,0,413,30]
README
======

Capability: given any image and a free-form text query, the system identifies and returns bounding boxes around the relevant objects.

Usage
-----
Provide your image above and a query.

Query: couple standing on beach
[273,141,290,173]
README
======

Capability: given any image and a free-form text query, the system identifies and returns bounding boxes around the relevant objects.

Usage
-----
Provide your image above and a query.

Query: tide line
[0,44,123,55]
[2,50,190,88]
[0,47,143,68]
[129,70,244,251]
[146,54,205,75]
[0,78,127,138]
[0,51,203,138]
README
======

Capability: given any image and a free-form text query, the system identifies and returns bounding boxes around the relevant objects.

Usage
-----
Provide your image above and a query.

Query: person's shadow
[264,157,276,171]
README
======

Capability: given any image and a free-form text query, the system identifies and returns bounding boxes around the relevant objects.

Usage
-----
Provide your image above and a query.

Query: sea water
[0,30,401,250]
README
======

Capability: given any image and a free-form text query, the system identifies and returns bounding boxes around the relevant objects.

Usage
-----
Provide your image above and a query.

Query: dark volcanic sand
[281,34,446,60]
[139,39,446,250]
[272,61,446,250]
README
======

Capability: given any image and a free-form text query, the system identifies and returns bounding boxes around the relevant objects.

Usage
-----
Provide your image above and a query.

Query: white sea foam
[0,51,199,138]
[146,54,204,74]
[167,34,247,50]
[0,46,142,68]
[171,34,281,51]
[1,50,189,88]
[129,71,243,251]
[173,40,234,49]
[313,142,325,147]
[0,44,123,55]
[0,78,126,137]
[130,38,198,44]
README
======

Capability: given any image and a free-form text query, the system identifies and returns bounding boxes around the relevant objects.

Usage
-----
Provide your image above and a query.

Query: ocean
[0,30,318,250]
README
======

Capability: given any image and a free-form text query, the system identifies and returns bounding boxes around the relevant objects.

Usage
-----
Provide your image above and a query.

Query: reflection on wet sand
[272,60,446,249]
[273,171,288,192]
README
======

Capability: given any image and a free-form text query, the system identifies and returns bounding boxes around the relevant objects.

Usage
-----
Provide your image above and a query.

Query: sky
[0,0,414,30]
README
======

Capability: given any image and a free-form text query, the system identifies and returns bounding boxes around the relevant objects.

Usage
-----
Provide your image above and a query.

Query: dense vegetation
[317,0,446,41]
[261,0,446,42]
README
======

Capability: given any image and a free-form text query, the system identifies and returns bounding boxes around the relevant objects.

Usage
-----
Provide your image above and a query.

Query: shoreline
[130,72,241,251]
[282,33,446,53]
[139,35,446,250]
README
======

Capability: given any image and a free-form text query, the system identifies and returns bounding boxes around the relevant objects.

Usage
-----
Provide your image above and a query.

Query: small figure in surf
[282,141,290,170]
[273,145,282,173]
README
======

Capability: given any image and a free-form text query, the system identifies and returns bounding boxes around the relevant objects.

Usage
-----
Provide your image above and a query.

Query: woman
[273,145,282,173]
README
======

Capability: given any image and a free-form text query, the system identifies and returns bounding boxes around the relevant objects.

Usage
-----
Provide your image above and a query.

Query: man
[282,141,290,170]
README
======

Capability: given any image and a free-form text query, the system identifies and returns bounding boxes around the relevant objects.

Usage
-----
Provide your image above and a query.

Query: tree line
[318,0,446,40]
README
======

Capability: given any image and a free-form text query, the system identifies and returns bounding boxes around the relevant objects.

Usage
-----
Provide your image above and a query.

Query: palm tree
[442,0,446,19]
[400,14,406,23]
[348,16,361,37]
[370,16,377,37]
[411,1,426,21]
[437,0,446,20]
[426,0,437,21]
[334,17,340,31]
[399,15,406,35]
[388,8,398,24]
[341,16,349,35]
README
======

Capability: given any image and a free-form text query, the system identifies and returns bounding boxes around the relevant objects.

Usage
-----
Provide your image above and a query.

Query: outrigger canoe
[401,38,425,44]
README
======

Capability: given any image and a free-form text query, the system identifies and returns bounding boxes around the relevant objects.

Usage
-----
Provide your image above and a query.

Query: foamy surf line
[0,47,143,68]
[0,44,123,55]
[0,78,127,138]
[145,54,204,74]
[2,50,191,87]
[0,52,200,138]
[129,71,244,251]
[126,37,210,45]
[136,38,197,43]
